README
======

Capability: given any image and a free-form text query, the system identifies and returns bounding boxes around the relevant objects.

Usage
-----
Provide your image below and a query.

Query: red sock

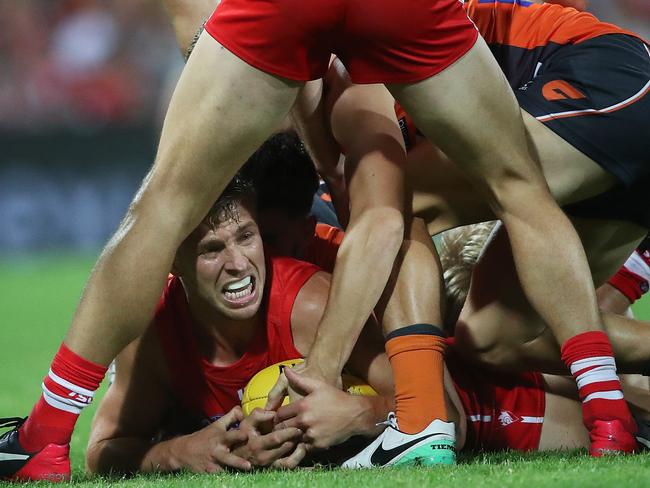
[561,331,635,433]
[608,249,650,304]
[19,343,107,452]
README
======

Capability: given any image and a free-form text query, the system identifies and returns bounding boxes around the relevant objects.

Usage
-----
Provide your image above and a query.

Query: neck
[186,297,261,367]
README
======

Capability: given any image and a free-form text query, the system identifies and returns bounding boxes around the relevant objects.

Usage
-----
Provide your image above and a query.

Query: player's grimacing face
[175,200,266,321]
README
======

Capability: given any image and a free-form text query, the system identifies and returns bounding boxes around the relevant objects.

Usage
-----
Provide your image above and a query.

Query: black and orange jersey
[464,0,644,88]
[302,223,344,273]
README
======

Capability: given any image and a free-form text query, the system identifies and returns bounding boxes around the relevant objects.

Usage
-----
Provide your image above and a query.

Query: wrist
[154,436,186,472]
[305,350,343,383]
[308,332,350,379]
[349,397,378,437]
[353,397,391,437]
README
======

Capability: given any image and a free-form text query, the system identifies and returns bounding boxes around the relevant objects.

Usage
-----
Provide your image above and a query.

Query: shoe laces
[376,412,398,429]
[0,417,26,432]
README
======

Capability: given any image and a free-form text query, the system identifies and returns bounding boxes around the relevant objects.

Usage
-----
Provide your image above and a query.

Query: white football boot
[341,413,456,468]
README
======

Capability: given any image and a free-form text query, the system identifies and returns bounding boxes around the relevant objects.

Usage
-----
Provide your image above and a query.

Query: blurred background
[0,0,647,473]
[0,0,180,255]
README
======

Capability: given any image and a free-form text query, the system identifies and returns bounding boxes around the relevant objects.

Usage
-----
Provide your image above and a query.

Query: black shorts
[516,34,650,227]
[563,178,650,229]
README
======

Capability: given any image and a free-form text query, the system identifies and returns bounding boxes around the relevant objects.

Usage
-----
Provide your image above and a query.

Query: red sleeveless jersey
[154,256,320,421]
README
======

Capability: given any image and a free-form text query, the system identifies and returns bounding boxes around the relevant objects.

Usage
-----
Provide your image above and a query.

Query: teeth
[225,276,252,291]
[224,282,253,301]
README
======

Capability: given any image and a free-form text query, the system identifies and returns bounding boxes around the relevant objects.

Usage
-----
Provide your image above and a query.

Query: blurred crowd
[0,0,180,131]
[0,0,647,132]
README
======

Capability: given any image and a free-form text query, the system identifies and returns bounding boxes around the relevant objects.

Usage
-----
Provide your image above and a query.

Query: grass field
[2,255,650,487]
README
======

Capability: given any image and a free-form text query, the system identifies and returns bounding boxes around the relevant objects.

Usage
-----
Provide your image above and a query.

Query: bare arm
[291,78,350,224]
[86,329,250,474]
[86,332,171,473]
[279,271,394,447]
[296,60,408,383]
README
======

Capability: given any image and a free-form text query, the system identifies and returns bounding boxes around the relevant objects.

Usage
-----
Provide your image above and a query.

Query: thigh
[389,35,551,214]
[147,32,300,228]
[539,375,589,450]
[570,218,647,286]
[523,110,618,206]
[406,140,494,234]
[454,226,563,372]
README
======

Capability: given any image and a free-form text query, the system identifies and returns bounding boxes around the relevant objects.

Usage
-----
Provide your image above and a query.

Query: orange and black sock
[385,324,447,434]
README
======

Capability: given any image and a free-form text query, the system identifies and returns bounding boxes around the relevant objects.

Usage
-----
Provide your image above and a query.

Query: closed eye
[199,242,225,255]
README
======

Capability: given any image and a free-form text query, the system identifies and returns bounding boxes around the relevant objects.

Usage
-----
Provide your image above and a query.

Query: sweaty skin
[86,198,393,474]
[63,0,603,394]
[90,197,643,472]
[450,222,649,375]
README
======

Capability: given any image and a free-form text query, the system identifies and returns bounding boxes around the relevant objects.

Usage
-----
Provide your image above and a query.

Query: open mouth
[222,275,256,304]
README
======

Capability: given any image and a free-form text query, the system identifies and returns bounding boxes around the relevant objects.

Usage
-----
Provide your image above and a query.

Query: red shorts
[448,354,546,451]
[205,0,478,83]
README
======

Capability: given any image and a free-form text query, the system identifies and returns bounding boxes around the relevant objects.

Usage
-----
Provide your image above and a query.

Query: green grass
[2,255,650,486]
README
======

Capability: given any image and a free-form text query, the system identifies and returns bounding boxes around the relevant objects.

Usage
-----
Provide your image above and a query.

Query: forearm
[291,81,351,225]
[308,207,404,377]
[291,81,342,179]
[87,436,180,474]
[347,395,393,438]
[89,433,216,474]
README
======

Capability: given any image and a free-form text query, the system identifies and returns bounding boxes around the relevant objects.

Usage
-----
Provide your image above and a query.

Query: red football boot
[0,418,70,482]
[589,419,637,457]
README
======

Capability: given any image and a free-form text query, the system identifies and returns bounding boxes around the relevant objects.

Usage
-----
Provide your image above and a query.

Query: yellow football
[241,358,377,416]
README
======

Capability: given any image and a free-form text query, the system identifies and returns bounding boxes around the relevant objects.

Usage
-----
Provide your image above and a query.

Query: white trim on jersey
[467,415,543,424]
[521,416,544,424]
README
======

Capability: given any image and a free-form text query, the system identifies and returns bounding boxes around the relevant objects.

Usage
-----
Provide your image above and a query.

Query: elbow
[85,439,133,476]
[85,442,104,475]
[341,206,405,263]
